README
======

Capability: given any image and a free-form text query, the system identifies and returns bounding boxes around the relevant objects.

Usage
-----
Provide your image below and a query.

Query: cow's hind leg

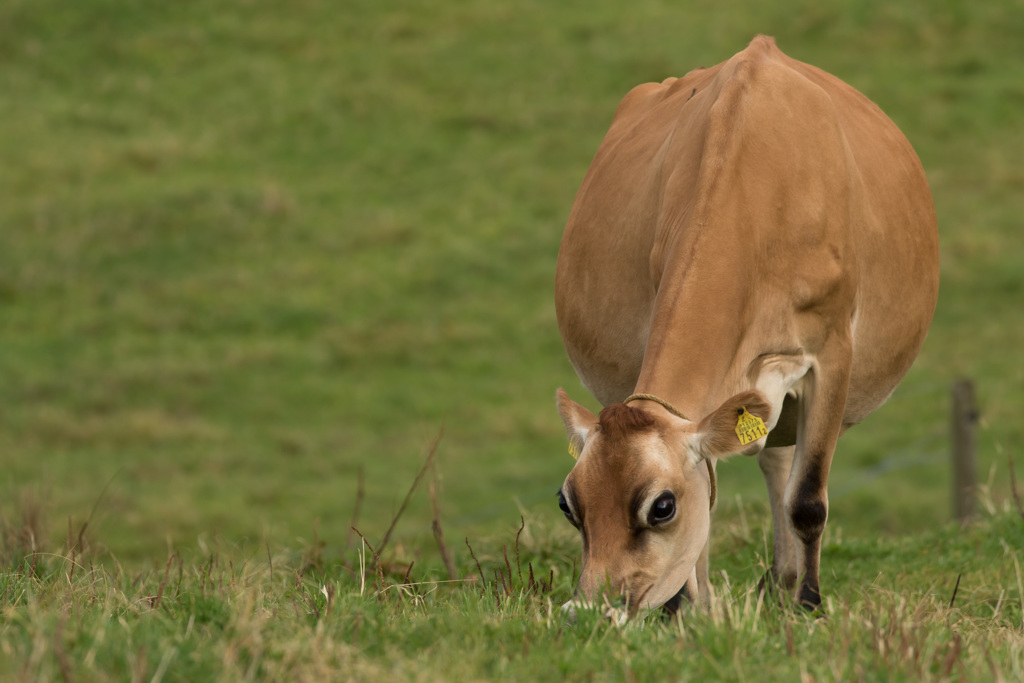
[785,345,851,612]
[757,445,797,599]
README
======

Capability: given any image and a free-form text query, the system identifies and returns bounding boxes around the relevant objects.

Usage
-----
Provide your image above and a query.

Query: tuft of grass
[0,491,45,573]
[1,499,1022,681]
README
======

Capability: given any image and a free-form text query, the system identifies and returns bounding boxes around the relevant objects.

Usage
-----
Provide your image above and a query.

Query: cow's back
[555,36,938,422]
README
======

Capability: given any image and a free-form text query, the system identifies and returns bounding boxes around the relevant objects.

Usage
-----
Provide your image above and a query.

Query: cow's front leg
[785,345,851,612]
[693,458,717,608]
[757,445,798,598]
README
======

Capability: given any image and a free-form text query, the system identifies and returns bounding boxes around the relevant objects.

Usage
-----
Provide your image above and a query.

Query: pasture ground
[2,497,1023,681]
[1,0,1022,679]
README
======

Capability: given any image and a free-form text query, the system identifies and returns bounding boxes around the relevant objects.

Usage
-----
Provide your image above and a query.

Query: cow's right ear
[556,388,598,460]
[692,390,772,460]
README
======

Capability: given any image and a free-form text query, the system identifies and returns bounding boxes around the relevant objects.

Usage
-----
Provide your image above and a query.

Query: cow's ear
[692,391,772,460]
[556,388,598,461]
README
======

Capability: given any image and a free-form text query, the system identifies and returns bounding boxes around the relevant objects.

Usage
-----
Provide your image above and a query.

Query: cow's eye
[557,490,578,527]
[648,492,676,525]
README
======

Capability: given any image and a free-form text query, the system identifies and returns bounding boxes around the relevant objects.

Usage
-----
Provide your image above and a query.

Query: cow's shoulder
[608,63,723,132]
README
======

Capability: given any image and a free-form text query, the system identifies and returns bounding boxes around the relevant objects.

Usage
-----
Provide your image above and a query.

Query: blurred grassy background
[1,0,1021,563]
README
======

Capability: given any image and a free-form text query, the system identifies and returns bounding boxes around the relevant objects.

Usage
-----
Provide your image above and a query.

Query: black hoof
[797,584,826,618]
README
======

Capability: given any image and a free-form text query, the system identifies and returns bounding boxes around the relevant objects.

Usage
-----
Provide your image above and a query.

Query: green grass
[2,503,1022,681]
[1,0,1023,677]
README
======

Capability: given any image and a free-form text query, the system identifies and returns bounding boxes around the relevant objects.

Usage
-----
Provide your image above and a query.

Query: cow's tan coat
[555,36,938,613]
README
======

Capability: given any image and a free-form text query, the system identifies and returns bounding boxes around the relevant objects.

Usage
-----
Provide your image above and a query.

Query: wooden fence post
[951,379,977,523]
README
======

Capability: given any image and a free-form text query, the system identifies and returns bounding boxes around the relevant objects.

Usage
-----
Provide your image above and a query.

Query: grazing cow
[554,36,938,616]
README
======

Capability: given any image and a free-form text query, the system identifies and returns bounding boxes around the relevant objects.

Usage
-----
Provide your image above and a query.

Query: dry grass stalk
[513,517,525,585]
[151,554,176,610]
[948,573,962,609]
[430,465,456,581]
[1,491,44,570]
[345,465,365,554]
[403,561,415,585]
[351,527,386,594]
[376,427,444,559]
[1008,451,1024,520]
[465,537,486,591]
[266,541,273,583]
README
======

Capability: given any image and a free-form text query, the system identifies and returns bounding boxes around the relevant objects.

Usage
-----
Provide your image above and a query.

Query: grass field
[3,503,1023,680]
[2,0,1023,679]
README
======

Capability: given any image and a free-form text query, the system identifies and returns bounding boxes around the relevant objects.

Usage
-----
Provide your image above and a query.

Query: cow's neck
[634,237,754,422]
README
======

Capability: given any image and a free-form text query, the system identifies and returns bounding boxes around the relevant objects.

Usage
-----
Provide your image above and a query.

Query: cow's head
[555,387,770,618]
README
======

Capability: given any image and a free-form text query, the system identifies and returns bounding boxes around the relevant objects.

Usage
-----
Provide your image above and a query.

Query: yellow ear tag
[735,408,768,445]
[568,440,580,461]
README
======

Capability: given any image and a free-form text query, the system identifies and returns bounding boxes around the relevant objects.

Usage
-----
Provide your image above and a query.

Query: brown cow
[554,36,938,617]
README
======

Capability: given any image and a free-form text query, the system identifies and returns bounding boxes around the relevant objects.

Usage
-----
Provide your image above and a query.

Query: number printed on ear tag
[735,408,768,445]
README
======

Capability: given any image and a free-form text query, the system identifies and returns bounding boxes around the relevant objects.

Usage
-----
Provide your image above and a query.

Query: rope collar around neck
[623,393,687,420]
[622,393,717,511]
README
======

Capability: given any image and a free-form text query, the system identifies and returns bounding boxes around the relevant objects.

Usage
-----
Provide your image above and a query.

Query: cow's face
[555,388,770,618]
